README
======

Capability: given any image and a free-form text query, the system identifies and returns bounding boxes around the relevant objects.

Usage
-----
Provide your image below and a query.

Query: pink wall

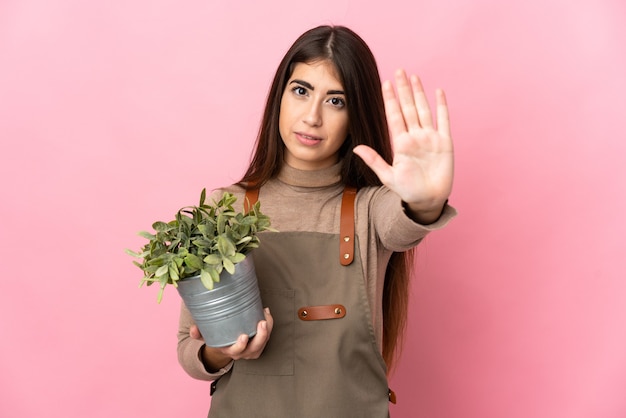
[1,1,624,417]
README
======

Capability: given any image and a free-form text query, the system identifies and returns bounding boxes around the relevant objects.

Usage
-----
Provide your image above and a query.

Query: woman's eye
[329,97,346,108]
[292,86,307,96]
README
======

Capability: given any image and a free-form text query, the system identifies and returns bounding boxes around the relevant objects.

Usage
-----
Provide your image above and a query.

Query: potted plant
[126,188,275,347]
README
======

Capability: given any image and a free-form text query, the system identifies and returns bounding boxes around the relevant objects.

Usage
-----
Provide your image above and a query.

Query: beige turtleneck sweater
[177,162,456,380]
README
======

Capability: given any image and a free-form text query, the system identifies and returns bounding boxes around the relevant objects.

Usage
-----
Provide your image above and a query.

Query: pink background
[1,1,624,417]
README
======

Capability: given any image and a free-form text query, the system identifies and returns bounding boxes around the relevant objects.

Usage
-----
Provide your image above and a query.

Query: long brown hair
[240,25,414,372]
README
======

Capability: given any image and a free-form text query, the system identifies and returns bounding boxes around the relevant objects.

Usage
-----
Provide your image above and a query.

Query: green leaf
[200,188,206,206]
[223,257,235,274]
[184,253,203,270]
[224,193,237,207]
[240,215,258,225]
[138,231,156,240]
[168,264,179,282]
[221,210,236,218]
[157,284,166,303]
[125,248,142,258]
[200,269,214,290]
[208,267,220,283]
[217,213,226,234]
[238,225,251,238]
[192,238,212,249]
[155,265,169,277]
[217,234,236,257]
[144,265,159,275]
[152,221,171,232]
[203,254,222,265]
[235,236,252,246]
[197,224,209,236]
[244,242,259,250]
[229,253,246,264]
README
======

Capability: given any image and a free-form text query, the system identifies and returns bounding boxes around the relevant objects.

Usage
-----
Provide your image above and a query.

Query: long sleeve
[366,185,457,252]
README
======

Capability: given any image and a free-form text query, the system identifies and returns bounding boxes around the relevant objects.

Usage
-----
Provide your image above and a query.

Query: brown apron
[208,188,390,417]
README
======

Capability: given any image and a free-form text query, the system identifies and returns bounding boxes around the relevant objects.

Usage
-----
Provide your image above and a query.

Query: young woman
[177,25,456,417]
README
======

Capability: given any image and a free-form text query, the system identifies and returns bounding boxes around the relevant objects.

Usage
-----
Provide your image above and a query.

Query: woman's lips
[295,132,322,146]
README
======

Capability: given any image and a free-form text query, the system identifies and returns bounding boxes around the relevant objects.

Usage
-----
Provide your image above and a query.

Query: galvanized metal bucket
[176,257,264,347]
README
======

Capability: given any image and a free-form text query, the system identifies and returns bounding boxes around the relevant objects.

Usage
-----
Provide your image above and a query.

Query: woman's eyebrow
[290,79,345,95]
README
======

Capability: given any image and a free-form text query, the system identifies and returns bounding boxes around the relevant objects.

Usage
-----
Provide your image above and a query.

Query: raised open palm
[354,69,454,221]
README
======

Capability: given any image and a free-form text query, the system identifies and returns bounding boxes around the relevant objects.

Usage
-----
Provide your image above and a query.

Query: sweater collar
[276,161,342,188]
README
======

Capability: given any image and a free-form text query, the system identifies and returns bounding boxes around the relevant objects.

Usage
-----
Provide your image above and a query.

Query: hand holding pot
[191,307,274,371]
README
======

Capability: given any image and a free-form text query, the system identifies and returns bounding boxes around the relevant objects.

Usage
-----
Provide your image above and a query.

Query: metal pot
[176,256,264,347]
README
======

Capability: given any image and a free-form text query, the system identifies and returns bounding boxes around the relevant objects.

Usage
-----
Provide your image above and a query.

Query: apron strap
[244,186,357,266]
[339,186,357,266]
[244,187,260,213]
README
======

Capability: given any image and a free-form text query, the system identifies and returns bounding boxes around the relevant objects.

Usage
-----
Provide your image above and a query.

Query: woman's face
[279,60,349,171]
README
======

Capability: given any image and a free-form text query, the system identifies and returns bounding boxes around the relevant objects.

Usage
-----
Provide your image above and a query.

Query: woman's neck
[276,161,342,188]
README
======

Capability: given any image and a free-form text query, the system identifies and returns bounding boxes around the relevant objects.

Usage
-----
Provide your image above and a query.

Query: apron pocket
[235,287,295,376]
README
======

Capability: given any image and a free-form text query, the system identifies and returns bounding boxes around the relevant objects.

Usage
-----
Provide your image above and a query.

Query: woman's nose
[303,102,322,127]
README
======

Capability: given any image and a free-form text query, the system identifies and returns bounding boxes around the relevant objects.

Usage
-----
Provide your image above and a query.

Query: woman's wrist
[404,200,448,225]
[201,345,232,372]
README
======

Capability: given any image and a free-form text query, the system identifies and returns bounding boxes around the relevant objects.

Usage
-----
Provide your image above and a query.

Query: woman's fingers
[221,308,273,361]
[394,70,434,131]
[394,70,420,131]
[190,324,203,340]
[245,308,273,357]
[383,80,407,140]
[263,307,274,333]
[410,74,434,129]
[193,307,273,363]
[436,88,451,139]
[385,70,440,139]
[244,323,269,359]
[353,145,393,186]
